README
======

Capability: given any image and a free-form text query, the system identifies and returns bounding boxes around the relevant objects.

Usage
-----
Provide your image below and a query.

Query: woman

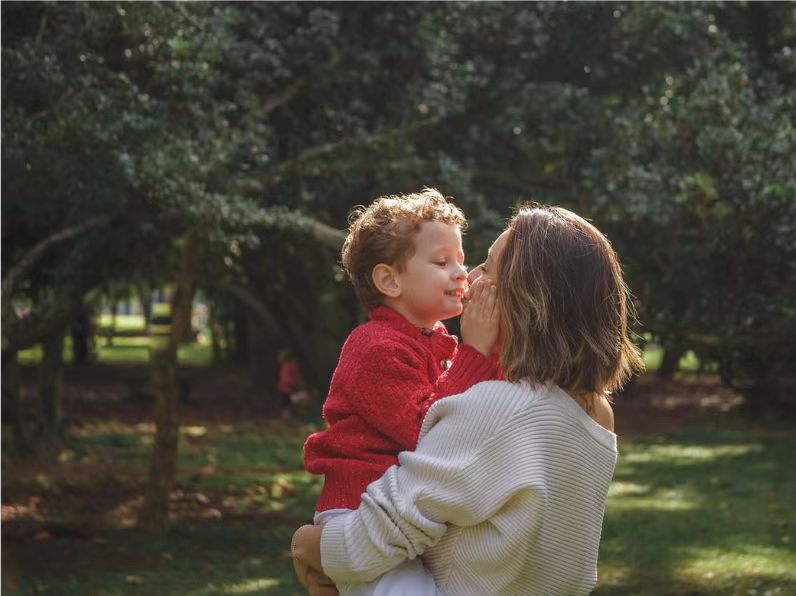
[292,205,644,595]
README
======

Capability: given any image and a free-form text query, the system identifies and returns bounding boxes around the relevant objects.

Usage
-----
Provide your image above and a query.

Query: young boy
[303,188,499,594]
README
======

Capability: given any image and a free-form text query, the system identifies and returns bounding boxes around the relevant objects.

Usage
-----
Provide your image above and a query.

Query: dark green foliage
[2,2,794,410]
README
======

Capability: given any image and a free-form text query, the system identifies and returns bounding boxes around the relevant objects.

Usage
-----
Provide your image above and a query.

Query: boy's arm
[421,278,501,414]
[422,344,497,414]
[349,341,496,451]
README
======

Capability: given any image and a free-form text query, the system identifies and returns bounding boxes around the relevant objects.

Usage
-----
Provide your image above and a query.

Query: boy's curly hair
[342,188,466,310]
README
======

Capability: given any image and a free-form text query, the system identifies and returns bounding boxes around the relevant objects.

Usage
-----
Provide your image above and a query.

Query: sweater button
[440,359,451,370]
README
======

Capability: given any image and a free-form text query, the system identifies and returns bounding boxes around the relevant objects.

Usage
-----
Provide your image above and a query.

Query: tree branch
[261,78,304,117]
[1,216,112,300]
[1,288,100,354]
[250,208,346,250]
[238,115,446,194]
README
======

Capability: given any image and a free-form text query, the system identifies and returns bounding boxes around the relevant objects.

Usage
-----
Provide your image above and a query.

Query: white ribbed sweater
[321,380,617,596]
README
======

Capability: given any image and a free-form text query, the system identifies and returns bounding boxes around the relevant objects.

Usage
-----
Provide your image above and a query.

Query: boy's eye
[434,261,447,267]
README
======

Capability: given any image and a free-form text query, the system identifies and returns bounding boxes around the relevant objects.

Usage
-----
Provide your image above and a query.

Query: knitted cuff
[442,343,499,394]
[320,512,365,584]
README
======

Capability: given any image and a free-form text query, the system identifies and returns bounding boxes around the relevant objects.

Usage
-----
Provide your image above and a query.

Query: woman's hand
[304,568,338,596]
[291,524,338,595]
[460,276,499,357]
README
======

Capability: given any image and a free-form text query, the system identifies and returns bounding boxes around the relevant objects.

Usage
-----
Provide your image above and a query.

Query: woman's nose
[467,266,482,284]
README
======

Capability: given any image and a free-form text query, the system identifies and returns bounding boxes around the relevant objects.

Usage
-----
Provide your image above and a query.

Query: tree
[5,1,795,520]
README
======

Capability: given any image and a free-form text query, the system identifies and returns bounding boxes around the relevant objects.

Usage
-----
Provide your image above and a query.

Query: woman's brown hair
[497,205,644,398]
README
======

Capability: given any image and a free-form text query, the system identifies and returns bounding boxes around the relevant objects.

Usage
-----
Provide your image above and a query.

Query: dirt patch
[16,362,288,427]
[17,364,747,434]
[614,374,745,436]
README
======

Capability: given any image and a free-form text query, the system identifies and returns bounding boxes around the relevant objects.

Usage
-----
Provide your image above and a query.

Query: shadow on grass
[2,420,323,595]
[4,419,793,595]
[596,429,796,595]
[2,515,311,595]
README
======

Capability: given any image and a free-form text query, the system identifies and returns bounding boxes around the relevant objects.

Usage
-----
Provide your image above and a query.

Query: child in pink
[277,349,301,419]
[303,188,499,595]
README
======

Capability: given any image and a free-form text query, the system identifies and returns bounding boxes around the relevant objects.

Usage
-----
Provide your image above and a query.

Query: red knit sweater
[304,306,499,512]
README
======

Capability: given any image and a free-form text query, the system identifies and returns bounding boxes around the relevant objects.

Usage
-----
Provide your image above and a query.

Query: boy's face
[391,221,467,329]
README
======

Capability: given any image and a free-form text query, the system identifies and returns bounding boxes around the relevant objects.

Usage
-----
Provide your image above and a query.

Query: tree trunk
[137,231,200,537]
[209,307,222,364]
[656,347,683,381]
[232,303,249,363]
[71,305,95,365]
[137,283,153,333]
[748,2,771,66]
[2,350,29,453]
[106,299,118,347]
[39,330,65,438]
[247,312,281,418]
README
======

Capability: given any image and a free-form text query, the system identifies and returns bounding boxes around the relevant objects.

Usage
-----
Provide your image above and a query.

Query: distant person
[293,205,644,595]
[301,189,501,595]
[277,349,302,419]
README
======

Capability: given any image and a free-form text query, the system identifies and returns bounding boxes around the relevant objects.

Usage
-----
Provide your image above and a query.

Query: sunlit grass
[18,334,212,366]
[5,420,793,595]
[596,431,796,595]
[189,577,282,594]
[621,442,763,465]
[97,314,147,332]
[641,344,713,373]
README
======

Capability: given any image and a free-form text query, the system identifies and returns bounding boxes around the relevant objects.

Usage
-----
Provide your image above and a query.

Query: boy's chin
[439,306,464,321]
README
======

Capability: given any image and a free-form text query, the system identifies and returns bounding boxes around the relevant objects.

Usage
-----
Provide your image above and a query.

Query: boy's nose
[453,263,467,279]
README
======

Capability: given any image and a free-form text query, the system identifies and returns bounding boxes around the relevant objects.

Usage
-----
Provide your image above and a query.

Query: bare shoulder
[591,394,615,432]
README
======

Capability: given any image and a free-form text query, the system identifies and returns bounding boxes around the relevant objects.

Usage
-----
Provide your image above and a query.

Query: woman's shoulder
[459,382,616,446]
[421,381,541,435]
[414,381,533,456]
[590,394,615,432]
[436,380,549,412]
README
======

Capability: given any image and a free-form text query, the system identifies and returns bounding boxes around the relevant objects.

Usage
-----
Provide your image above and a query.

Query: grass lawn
[2,420,321,596]
[641,345,707,374]
[596,428,795,595]
[3,415,794,595]
[18,328,213,367]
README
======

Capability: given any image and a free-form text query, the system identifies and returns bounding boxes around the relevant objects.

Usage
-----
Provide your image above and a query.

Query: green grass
[641,345,711,373]
[97,314,148,332]
[18,334,212,366]
[596,429,795,595]
[3,423,794,595]
[3,421,321,595]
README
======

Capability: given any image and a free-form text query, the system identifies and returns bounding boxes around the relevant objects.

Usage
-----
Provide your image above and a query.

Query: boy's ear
[372,264,401,298]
